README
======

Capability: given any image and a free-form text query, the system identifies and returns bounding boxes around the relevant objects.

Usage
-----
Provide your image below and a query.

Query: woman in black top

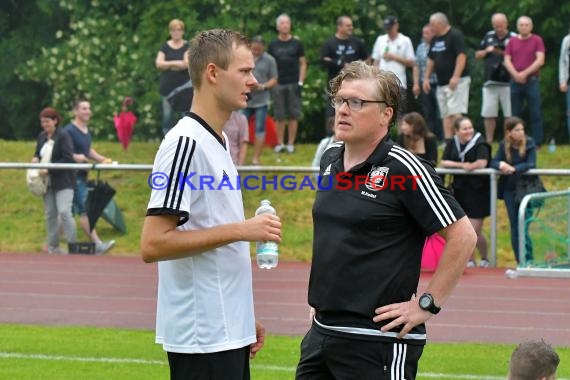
[155,18,190,135]
[441,116,491,268]
[32,107,77,254]
[397,112,438,165]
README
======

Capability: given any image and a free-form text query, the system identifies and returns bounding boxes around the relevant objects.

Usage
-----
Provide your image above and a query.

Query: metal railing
[4,161,570,266]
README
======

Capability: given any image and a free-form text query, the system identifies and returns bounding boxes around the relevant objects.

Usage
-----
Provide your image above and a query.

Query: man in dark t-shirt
[320,15,369,130]
[475,13,516,143]
[268,14,307,154]
[296,61,476,380]
[64,99,115,254]
[423,12,470,141]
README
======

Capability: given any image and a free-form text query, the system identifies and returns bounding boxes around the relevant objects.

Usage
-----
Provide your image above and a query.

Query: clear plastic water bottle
[548,138,556,153]
[255,200,279,269]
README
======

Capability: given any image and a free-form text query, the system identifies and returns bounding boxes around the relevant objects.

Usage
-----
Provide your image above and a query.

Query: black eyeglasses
[330,96,388,111]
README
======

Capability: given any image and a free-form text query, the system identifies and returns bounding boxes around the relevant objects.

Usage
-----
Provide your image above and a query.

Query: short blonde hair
[169,19,185,31]
[189,29,250,89]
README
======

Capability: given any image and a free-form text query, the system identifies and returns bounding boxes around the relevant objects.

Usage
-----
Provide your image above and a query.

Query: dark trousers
[510,77,544,146]
[504,190,534,264]
[167,346,250,380]
[420,85,443,141]
[296,326,423,380]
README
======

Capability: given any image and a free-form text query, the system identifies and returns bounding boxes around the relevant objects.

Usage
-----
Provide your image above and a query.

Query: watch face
[419,295,432,308]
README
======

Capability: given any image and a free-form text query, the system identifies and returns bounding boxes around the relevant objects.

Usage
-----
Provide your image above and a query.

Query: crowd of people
[29,13,557,279]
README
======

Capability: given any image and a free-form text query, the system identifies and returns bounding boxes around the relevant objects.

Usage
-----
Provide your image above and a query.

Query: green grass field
[1,324,568,379]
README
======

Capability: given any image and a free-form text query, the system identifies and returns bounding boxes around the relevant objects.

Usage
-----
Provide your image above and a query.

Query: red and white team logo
[365,165,389,191]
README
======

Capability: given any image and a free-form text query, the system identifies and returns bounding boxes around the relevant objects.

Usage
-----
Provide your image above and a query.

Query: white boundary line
[0,352,166,365]
[2,352,566,379]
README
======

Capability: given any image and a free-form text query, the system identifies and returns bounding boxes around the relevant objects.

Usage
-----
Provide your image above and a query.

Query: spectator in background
[559,28,570,141]
[507,340,560,380]
[504,16,545,147]
[32,107,77,254]
[155,19,190,135]
[64,99,115,254]
[223,111,249,166]
[413,24,443,141]
[371,15,415,113]
[397,112,438,165]
[242,36,278,165]
[440,117,491,268]
[490,116,537,267]
[423,12,470,141]
[475,13,517,144]
[320,15,368,130]
[268,13,307,154]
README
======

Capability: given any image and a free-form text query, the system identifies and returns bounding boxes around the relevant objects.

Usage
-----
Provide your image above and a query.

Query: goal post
[517,189,570,278]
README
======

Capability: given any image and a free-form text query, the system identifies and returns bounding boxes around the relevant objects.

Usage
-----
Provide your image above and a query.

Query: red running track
[0,253,569,346]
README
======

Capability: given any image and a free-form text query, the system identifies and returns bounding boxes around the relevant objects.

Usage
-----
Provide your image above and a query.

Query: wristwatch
[418,293,441,314]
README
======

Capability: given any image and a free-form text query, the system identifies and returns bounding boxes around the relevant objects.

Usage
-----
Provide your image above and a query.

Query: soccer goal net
[516,189,570,278]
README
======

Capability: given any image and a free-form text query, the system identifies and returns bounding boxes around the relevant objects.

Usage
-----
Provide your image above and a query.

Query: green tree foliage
[4,0,570,142]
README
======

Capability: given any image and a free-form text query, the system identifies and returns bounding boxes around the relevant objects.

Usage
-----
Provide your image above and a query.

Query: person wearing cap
[371,15,415,90]
[422,12,471,141]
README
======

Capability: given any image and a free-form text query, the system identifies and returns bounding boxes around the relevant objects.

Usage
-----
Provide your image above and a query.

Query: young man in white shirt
[371,16,415,89]
[141,29,282,380]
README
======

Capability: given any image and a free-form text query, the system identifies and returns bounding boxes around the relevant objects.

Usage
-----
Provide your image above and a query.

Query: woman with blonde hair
[155,18,190,135]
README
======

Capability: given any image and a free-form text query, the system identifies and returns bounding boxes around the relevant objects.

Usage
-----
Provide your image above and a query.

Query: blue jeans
[510,77,543,146]
[421,85,443,141]
[161,97,176,135]
[503,190,533,264]
[72,176,88,215]
[242,106,267,138]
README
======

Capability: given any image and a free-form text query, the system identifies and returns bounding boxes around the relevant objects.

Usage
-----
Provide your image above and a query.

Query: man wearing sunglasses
[296,61,476,380]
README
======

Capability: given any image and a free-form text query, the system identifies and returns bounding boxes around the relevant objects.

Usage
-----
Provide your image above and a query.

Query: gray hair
[276,13,290,29]
[430,12,449,26]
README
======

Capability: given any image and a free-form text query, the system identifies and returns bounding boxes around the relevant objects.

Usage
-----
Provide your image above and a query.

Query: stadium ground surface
[0,253,569,346]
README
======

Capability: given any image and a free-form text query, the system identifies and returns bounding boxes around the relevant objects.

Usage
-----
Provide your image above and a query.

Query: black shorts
[296,326,424,380]
[167,346,250,380]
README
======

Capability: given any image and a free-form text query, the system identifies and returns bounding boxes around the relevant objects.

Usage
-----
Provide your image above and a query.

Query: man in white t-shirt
[371,16,415,89]
[141,29,282,380]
